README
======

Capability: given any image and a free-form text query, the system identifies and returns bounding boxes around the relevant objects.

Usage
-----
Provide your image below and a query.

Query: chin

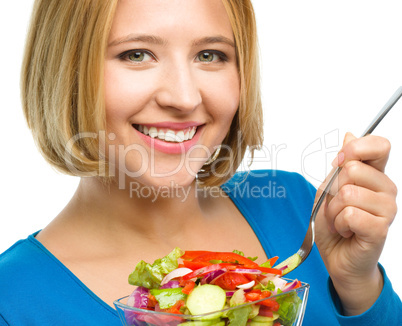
[142,170,198,189]
[114,166,200,192]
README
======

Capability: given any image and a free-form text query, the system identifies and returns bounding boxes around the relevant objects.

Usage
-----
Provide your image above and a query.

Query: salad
[125,248,304,326]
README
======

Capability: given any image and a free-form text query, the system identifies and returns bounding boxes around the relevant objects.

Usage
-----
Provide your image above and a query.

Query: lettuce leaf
[276,291,302,326]
[260,260,272,268]
[150,288,186,309]
[128,247,184,289]
[232,250,258,261]
[227,305,252,326]
[229,289,246,307]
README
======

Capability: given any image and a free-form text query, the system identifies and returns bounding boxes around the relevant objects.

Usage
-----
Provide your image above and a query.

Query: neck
[62,177,212,246]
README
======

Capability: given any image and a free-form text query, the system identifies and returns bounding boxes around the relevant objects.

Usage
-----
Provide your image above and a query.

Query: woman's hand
[315,132,397,316]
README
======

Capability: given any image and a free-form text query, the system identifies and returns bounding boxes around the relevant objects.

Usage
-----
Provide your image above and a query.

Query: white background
[1,1,401,297]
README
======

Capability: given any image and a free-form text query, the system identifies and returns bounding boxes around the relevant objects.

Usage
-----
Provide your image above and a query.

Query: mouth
[133,124,199,143]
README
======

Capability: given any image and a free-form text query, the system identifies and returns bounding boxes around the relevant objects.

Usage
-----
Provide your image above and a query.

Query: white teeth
[189,127,196,139]
[176,131,184,142]
[158,130,165,140]
[165,129,176,142]
[136,125,198,143]
[149,127,158,138]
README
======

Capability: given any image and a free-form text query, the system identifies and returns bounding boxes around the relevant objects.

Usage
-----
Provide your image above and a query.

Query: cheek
[202,70,240,125]
[104,63,155,124]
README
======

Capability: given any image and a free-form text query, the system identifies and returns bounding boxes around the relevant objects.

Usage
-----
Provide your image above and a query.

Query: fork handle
[362,86,402,136]
[318,86,402,205]
[311,86,402,243]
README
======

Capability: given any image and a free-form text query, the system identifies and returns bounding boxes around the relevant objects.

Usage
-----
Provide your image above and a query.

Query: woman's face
[105,0,240,188]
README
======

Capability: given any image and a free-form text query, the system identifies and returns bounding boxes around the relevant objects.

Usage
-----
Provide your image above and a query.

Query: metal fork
[277,86,402,276]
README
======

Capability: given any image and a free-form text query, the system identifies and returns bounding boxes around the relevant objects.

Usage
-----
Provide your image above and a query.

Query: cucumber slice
[274,253,301,275]
[186,284,226,320]
[251,313,279,322]
[247,321,274,326]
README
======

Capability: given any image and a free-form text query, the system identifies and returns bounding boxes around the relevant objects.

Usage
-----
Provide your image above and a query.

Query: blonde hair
[21,0,263,186]
[199,0,263,186]
[22,0,119,175]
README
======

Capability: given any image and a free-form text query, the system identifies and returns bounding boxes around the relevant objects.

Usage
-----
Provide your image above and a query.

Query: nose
[155,62,202,113]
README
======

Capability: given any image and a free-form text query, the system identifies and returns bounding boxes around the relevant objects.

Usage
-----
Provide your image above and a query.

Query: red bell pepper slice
[147,294,158,308]
[268,256,279,267]
[253,266,282,275]
[257,298,280,311]
[182,260,212,270]
[245,289,272,302]
[182,250,212,260]
[181,280,196,294]
[192,252,259,267]
[164,300,185,314]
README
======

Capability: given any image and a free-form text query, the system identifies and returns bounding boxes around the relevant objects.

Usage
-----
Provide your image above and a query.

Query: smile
[133,124,198,143]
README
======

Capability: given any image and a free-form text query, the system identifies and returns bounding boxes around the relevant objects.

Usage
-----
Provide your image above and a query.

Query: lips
[132,122,204,154]
[133,124,197,143]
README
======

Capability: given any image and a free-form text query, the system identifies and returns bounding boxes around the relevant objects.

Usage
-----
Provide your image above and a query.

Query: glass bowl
[114,280,309,326]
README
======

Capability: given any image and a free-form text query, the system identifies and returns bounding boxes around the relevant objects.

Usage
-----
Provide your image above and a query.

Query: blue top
[0,170,400,325]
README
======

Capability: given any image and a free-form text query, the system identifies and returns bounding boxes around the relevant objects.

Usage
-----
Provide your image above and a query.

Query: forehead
[109,0,234,42]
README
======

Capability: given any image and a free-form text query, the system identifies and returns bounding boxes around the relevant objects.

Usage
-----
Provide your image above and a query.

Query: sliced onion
[282,280,299,292]
[202,269,226,284]
[236,280,255,289]
[257,274,277,286]
[209,269,228,284]
[160,280,180,289]
[226,288,253,297]
[161,267,193,286]
[272,276,288,290]
[127,286,149,309]
[278,265,288,271]
[232,268,262,275]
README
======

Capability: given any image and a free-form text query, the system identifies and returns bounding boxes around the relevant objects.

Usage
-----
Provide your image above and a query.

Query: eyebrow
[108,34,167,47]
[108,34,235,48]
[192,36,235,48]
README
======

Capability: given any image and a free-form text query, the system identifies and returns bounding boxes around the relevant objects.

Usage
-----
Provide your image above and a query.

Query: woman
[0,0,400,325]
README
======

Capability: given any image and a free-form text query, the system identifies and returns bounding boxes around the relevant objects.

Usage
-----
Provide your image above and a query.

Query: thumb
[331,132,357,168]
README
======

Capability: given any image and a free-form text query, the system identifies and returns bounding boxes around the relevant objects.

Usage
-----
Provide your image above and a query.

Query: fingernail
[331,152,345,167]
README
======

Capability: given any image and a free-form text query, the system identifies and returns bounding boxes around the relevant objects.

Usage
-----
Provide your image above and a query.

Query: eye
[196,51,227,63]
[119,50,155,64]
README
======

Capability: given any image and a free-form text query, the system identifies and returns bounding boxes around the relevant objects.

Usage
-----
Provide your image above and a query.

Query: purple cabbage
[127,286,150,309]
[124,287,150,325]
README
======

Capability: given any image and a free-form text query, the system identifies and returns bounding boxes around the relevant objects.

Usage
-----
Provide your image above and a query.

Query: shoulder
[0,233,57,307]
[0,236,35,275]
[0,235,41,289]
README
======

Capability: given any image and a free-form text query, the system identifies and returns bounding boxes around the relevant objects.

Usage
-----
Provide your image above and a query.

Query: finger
[332,134,391,172]
[333,160,397,194]
[333,206,390,242]
[325,185,397,229]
